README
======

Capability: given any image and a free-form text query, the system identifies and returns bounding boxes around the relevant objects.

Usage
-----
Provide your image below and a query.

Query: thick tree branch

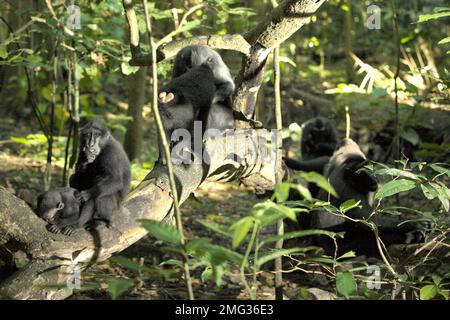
[0,130,281,299]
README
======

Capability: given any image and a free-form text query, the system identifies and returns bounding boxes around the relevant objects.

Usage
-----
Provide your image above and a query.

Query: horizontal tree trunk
[0,130,282,299]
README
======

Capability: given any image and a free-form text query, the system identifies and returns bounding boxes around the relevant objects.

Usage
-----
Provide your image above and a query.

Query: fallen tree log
[0,130,282,299]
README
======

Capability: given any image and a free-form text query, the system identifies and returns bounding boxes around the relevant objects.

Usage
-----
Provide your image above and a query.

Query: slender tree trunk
[124,67,146,161]
[343,0,353,83]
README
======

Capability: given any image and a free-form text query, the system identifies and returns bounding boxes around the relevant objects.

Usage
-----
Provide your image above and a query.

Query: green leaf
[230,217,253,248]
[274,182,290,202]
[434,182,450,212]
[299,172,337,197]
[121,61,139,75]
[336,271,357,298]
[0,46,8,59]
[429,164,450,178]
[400,128,420,146]
[212,264,225,287]
[252,201,297,226]
[139,220,181,245]
[204,244,244,265]
[431,275,442,286]
[201,267,212,283]
[107,278,134,300]
[418,11,450,23]
[188,240,243,265]
[438,37,450,45]
[376,168,424,181]
[198,219,233,238]
[337,251,356,260]
[292,184,312,201]
[339,199,361,213]
[439,290,449,300]
[375,179,416,199]
[420,183,439,200]
[420,285,438,300]
[109,256,144,272]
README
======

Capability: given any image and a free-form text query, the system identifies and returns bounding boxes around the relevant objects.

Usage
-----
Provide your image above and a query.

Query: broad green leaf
[420,183,439,200]
[189,240,243,265]
[185,238,212,253]
[337,251,356,260]
[418,11,450,23]
[400,128,420,146]
[292,184,312,201]
[434,182,450,212]
[198,219,233,238]
[432,275,442,286]
[201,267,212,283]
[0,46,8,59]
[121,61,139,75]
[252,201,297,226]
[299,172,337,197]
[438,37,450,45]
[375,179,416,199]
[336,271,357,298]
[439,290,449,300]
[339,199,361,213]
[420,285,438,300]
[274,182,290,202]
[139,220,181,245]
[213,264,225,287]
[203,244,243,265]
[230,217,253,248]
[109,256,144,272]
[376,168,424,181]
[107,278,134,300]
[429,164,450,178]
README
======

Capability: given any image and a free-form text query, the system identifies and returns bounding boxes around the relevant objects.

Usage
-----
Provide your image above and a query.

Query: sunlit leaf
[339,199,361,213]
[230,217,253,248]
[375,179,416,199]
[139,220,181,245]
[198,219,233,238]
[418,11,450,23]
[336,271,356,298]
[420,285,438,300]
[107,278,134,300]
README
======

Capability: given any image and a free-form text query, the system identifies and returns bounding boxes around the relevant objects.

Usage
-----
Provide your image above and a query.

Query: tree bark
[0,130,281,299]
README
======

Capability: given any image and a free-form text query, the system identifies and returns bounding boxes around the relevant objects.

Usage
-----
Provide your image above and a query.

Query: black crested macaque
[285,117,338,196]
[171,45,235,131]
[301,117,338,160]
[158,64,217,164]
[172,45,235,109]
[70,119,131,227]
[308,138,425,256]
[285,117,338,170]
[35,187,93,236]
